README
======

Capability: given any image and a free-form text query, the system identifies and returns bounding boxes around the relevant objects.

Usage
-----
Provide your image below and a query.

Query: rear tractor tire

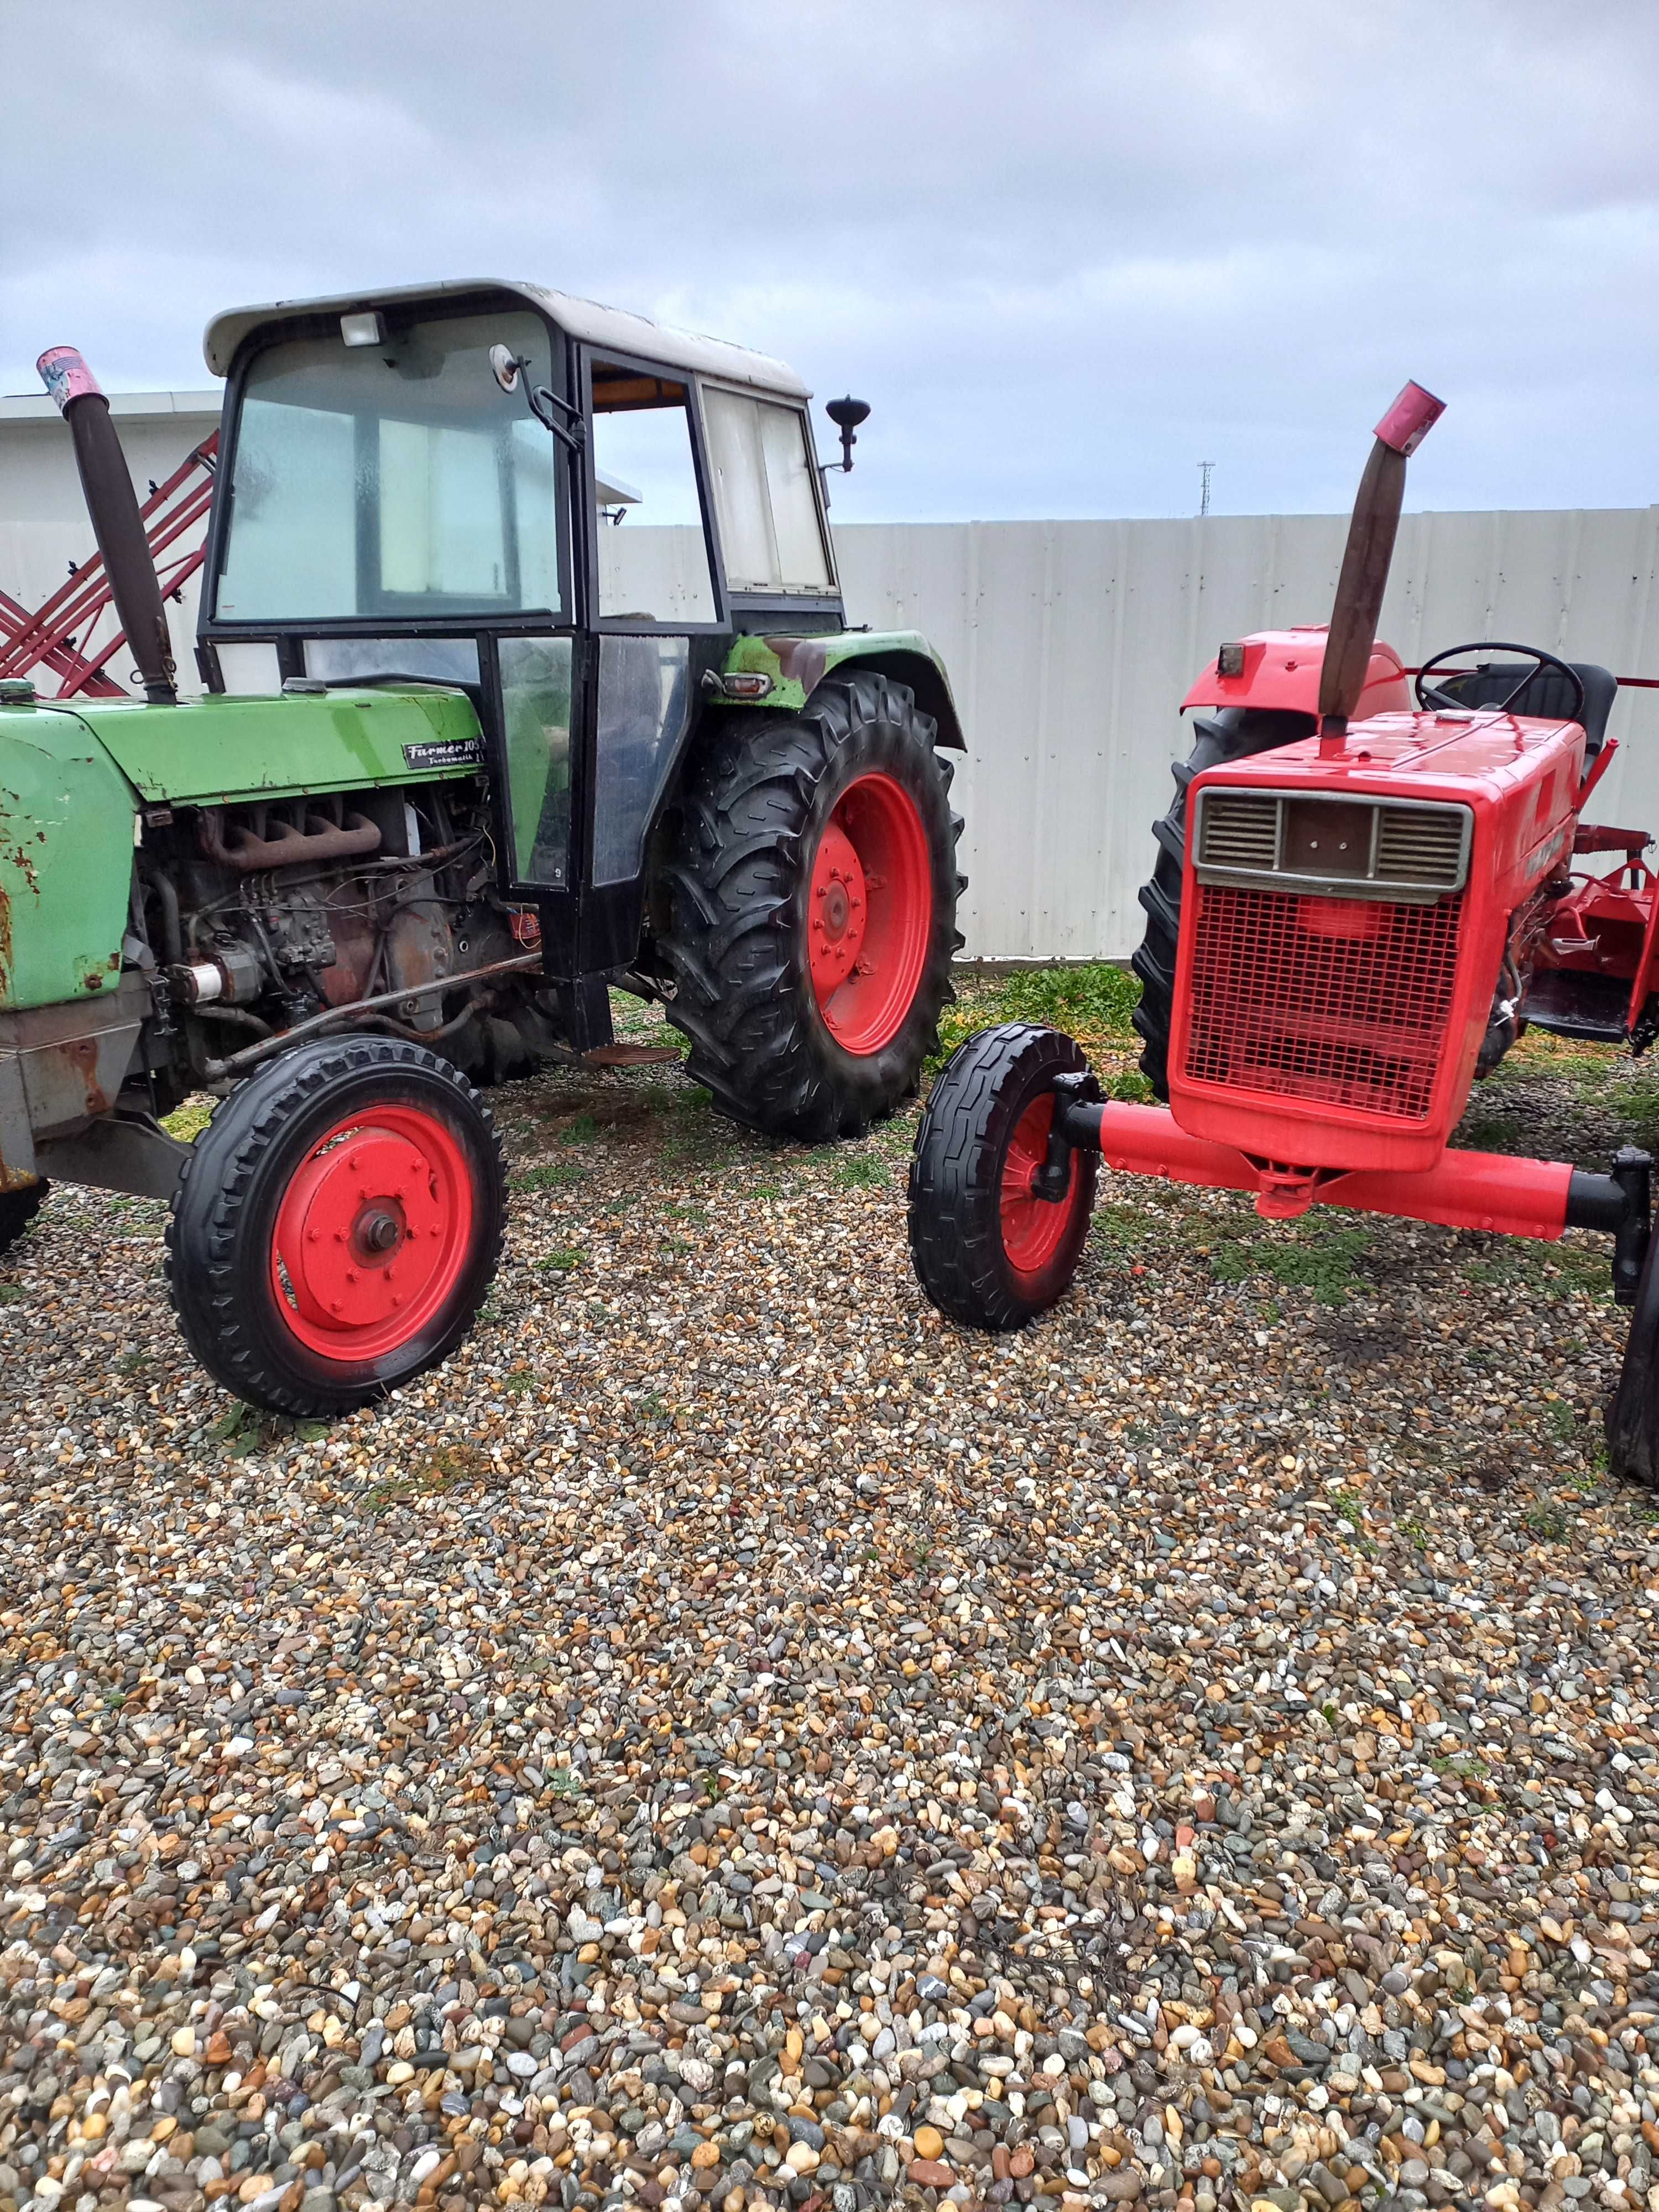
[909,1022,1097,1329]
[1130,707,1313,1098]
[166,1035,505,1417]
[662,671,964,1141]
[1609,1229,1659,1488]
[0,1180,48,1258]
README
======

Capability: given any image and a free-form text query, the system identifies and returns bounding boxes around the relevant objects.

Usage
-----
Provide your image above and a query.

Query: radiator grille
[1374,805,1467,888]
[1181,885,1463,1121]
[1197,791,1278,871]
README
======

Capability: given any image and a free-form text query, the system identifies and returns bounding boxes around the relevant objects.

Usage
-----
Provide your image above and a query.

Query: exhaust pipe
[36,346,178,706]
[1318,378,1444,750]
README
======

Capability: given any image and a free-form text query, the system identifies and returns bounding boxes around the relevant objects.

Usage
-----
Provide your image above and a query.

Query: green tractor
[1,282,966,1412]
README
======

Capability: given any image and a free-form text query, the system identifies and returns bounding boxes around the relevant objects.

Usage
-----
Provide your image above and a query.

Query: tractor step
[1524,970,1632,1044]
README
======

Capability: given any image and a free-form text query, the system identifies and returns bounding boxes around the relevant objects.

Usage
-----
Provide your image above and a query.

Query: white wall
[0,401,218,698]
[836,511,1659,959]
[7,405,1659,961]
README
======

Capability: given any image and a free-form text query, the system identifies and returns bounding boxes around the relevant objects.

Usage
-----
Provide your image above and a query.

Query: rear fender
[719,632,966,748]
[1182,628,1410,721]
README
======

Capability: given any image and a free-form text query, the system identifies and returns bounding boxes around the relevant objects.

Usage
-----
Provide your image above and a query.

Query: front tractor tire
[663,672,964,1141]
[909,1022,1097,1329]
[1609,1230,1659,1488]
[166,1036,505,1418]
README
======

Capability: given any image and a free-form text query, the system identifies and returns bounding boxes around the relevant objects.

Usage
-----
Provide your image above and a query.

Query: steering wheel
[1415,640,1585,725]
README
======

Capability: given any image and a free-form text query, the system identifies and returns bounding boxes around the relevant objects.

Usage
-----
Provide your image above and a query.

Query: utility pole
[1198,461,1215,518]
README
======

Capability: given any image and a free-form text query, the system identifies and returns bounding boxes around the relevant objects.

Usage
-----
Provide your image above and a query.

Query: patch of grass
[512,1161,588,1192]
[1456,1107,1526,1151]
[1331,1489,1364,1530]
[1211,1223,1371,1303]
[1092,1202,1160,1250]
[835,1155,890,1190]
[503,1366,536,1399]
[1464,1240,1610,1302]
[930,963,1140,1072]
[1108,1069,1155,1103]
[161,1096,213,1142]
[0,1285,24,1307]
[536,1248,583,1274]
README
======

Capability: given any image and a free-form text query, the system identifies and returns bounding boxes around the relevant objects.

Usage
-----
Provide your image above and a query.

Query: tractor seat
[1434,659,1617,759]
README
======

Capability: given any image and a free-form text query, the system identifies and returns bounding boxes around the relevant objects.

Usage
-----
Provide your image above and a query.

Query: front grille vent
[1374,805,1467,889]
[1180,884,1462,1122]
[1196,791,1278,872]
[1192,787,1471,903]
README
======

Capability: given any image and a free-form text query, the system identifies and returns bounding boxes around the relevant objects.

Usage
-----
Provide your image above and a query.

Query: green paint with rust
[0,701,139,1012]
[721,630,963,738]
[66,687,487,805]
[0,687,488,1014]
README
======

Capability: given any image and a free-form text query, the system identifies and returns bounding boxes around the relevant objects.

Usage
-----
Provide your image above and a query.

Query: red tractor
[910,383,1659,1485]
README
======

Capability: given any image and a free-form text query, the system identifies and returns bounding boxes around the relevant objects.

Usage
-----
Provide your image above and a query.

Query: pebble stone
[1,1001,1658,2212]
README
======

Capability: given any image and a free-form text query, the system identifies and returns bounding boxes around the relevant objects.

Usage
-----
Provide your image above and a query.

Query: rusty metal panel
[0,977,148,1142]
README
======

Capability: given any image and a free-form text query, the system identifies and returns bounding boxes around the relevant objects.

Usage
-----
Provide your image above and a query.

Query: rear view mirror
[489,344,523,395]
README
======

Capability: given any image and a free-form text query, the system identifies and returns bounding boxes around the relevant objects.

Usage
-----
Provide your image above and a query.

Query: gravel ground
[3,980,1659,2212]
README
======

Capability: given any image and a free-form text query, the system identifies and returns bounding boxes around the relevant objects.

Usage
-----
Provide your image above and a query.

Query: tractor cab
[197,280,853,975]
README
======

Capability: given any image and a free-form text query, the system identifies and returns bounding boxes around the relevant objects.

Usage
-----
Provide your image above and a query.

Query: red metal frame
[0,434,217,699]
[1089,1097,1574,1239]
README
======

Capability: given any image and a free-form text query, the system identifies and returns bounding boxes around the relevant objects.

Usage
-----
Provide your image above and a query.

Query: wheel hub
[805,774,934,1054]
[808,820,868,993]
[274,1126,455,1338]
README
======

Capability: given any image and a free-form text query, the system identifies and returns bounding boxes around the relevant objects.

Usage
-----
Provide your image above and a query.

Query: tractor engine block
[129,778,560,1109]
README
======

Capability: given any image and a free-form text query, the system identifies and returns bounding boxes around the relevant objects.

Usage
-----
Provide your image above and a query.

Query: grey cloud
[3,0,1656,520]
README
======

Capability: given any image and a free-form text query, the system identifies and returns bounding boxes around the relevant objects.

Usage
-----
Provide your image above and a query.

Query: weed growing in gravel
[503,1367,535,1397]
[537,1249,583,1274]
[1211,1223,1371,1302]
[1465,1240,1610,1301]
[1524,1503,1570,1539]
[836,1155,891,1189]
[1399,1516,1431,1549]
[513,1161,588,1191]
[0,1286,24,1306]
[366,1442,494,1511]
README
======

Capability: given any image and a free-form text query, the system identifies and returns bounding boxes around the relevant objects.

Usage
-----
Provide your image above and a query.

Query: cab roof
[202,279,810,399]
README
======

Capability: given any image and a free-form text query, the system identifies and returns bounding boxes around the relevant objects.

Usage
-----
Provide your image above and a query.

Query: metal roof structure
[202,280,810,398]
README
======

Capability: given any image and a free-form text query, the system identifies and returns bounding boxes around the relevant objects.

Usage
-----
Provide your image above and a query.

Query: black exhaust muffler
[36,346,178,706]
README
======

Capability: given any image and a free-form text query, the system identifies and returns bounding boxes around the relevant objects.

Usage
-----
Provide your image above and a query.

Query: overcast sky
[4,0,1656,520]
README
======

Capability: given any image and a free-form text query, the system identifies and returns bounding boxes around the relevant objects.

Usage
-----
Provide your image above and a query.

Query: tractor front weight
[1034,1078,1652,1303]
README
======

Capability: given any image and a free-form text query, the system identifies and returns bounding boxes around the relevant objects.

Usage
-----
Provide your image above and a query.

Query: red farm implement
[0,432,216,698]
[910,383,1659,1486]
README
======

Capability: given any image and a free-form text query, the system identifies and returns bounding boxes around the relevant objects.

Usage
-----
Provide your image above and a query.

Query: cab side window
[589,366,716,624]
[702,389,832,594]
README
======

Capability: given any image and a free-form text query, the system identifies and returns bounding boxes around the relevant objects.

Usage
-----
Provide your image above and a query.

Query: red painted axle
[1066,1098,1576,1239]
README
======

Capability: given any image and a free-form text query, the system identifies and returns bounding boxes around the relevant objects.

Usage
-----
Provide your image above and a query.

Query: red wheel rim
[268,1105,473,1364]
[1000,1094,1079,1277]
[807,772,933,1055]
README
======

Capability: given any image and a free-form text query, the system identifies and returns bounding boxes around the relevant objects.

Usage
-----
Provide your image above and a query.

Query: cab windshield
[214,310,564,624]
